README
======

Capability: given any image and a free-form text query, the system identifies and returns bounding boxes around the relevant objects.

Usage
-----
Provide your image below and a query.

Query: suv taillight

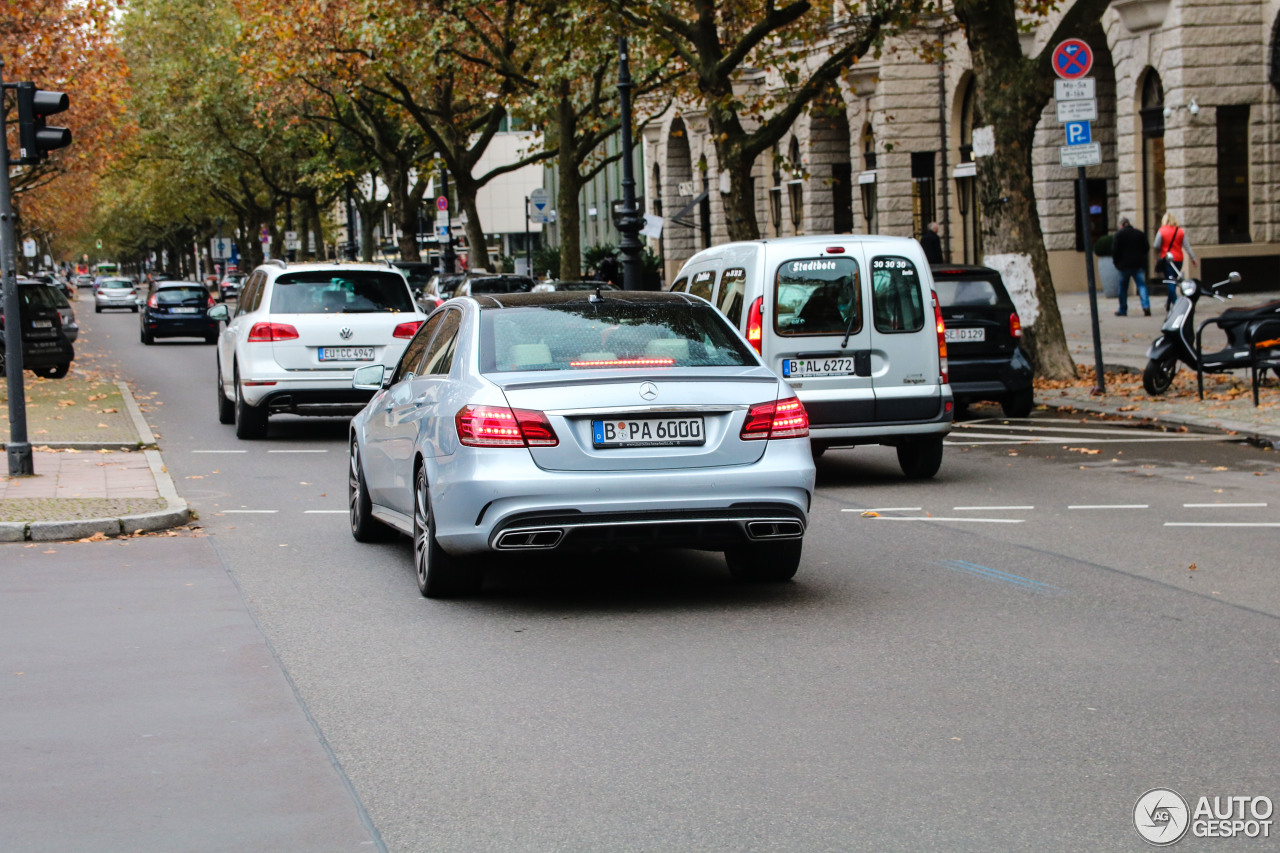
[932,291,948,385]
[1009,311,1022,338]
[456,405,559,447]
[745,296,763,354]
[247,322,300,342]
[392,321,423,339]
[740,397,809,440]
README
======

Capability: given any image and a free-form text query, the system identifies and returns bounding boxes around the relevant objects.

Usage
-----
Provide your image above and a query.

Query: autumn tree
[952,0,1112,379]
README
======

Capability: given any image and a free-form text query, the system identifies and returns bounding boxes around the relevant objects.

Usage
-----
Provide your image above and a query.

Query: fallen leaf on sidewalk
[1189,563,1197,571]
[97,423,110,428]
[42,550,56,554]
[861,512,880,517]
[185,475,204,479]
[98,408,118,414]
[76,532,109,543]
[57,399,77,407]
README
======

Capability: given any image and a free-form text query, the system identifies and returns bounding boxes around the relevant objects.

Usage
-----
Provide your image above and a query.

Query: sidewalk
[0,377,189,541]
[1045,286,1280,449]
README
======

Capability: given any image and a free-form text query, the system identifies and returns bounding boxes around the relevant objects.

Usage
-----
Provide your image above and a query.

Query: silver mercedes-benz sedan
[348,290,816,598]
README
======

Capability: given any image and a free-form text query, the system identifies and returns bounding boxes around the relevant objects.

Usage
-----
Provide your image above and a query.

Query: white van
[671,235,953,477]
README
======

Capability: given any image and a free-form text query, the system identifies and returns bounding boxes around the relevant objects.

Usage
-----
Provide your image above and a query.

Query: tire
[413,466,480,598]
[233,368,269,439]
[140,327,153,345]
[725,539,802,582]
[31,363,70,379]
[94,305,102,314]
[1002,387,1035,418]
[131,306,139,313]
[349,439,396,542]
[205,333,219,345]
[896,435,944,479]
[216,359,235,424]
[1142,355,1178,396]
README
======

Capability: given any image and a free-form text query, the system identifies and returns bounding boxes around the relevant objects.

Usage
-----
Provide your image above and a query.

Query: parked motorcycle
[1142,265,1280,395]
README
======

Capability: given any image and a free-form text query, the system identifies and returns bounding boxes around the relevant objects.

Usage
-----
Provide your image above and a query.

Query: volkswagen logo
[639,382,658,401]
[339,327,353,340]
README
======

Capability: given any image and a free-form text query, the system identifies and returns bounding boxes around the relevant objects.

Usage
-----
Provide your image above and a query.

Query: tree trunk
[556,90,584,279]
[453,177,490,271]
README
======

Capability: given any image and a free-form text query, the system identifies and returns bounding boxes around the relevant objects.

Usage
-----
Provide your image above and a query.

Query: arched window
[1139,70,1166,236]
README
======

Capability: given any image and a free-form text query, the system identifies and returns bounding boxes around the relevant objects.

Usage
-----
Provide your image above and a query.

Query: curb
[0,383,191,542]
[1043,394,1280,449]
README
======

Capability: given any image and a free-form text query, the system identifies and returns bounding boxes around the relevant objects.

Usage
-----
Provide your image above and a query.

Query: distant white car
[94,278,140,313]
[209,261,427,439]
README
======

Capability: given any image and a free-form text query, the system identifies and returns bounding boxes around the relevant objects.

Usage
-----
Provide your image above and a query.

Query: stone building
[641,0,1280,296]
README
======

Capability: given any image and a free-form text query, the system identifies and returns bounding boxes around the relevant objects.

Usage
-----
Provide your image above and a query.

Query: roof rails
[266,259,287,269]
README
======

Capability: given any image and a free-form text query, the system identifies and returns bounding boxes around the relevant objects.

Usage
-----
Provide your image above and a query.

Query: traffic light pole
[1,63,35,475]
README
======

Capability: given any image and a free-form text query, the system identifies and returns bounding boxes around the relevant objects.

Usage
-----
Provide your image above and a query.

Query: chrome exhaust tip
[746,520,804,540]
[495,528,564,550]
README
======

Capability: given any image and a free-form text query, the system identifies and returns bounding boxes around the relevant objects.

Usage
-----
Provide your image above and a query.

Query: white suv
[210,261,426,439]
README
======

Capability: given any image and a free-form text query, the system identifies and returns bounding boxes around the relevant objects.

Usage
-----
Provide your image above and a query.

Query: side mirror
[1228,271,1241,285]
[352,363,386,391]
[207,304,230,322]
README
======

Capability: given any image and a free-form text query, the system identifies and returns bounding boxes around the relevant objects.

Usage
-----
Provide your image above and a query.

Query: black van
[0,279,77,378]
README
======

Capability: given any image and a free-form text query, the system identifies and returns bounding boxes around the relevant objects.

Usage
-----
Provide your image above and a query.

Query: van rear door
[866,254,942,421]
[764,254,876,426]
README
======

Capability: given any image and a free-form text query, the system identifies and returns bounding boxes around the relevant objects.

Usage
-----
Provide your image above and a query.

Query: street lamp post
[616,35,645,290]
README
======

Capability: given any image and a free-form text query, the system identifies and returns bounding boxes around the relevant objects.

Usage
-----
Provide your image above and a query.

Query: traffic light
[16,82,71,164]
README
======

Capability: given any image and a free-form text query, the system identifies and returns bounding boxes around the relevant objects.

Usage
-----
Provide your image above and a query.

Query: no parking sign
[1052,39,1093,80]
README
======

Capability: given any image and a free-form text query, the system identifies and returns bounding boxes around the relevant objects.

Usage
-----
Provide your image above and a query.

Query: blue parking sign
[1065,120,1092,146]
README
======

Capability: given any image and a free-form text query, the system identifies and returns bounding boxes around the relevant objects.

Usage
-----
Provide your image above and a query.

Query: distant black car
[931,264,1034,417]
[140,281,219,345]
[453,273,536,298]
[0,279,76,378]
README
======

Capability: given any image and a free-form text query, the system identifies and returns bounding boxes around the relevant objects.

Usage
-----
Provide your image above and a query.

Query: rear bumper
[803,388,953,444]
[11,338,75,368]
[425,440,815,555]
[254,386,374,416]
[949,350,1033,402]
[143,316,219,338]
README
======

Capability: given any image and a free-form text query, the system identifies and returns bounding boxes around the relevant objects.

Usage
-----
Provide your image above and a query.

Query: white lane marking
[1069,504,1149,510]
[1182,503,1268,508]
[866,517,1025,524]
[953,505,1034,511]
[304,510,347,514]
[220,510,279,514]
[268,449,328,453]
[1165,522,1280,528]
[192,450,248,453]
[841,507,922,513]
[947,435,1221,445]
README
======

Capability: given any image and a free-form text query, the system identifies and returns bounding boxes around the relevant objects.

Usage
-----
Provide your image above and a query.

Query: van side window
[689,269,715,301]
[871,256,925,333]
[670,277,688,293]
[773,257,861,336]
[718,267,746,327]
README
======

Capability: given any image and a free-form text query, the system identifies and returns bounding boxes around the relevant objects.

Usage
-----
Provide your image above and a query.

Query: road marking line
[1068,504,1149,509]
[192,450,248,453]
[1165,522,1280,528]
[938,559,1058,592]
[867,517,1025,523]
[268,449,328,453]
[304,510,347,514]
[841,507,922,513]
[953,505,1035,511]
[1182,503,1268,508]
[220,510,279,514]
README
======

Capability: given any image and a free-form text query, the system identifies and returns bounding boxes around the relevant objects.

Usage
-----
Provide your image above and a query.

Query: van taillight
[932,291,948,385]
[456,405,559,447]
[1009,312,1022,338]
[746,296,763,354]
[740,397,809,440]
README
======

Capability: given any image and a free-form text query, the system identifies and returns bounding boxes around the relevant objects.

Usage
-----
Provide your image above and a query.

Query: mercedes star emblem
[639,382,658,401]
[339,327,353,340]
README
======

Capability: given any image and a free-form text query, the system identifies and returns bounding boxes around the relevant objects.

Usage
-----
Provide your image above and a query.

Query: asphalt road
[79,297,1280,851]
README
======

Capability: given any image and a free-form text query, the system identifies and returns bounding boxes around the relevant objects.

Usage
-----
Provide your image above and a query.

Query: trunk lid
[495,367,780,472]
[270,313,414,370]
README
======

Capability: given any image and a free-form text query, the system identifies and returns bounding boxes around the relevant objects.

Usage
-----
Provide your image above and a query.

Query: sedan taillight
[740,396,809,440]
[456,405,559,447]
[246,322,299,342]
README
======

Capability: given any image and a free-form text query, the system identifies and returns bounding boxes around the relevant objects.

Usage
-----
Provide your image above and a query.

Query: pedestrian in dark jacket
[920,222,944,264]
[1112,217,1150,316]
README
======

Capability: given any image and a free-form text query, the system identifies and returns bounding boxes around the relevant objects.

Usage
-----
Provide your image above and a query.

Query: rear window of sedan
[269,271,415,314]
[156,287,208,304]
[480,302,755,373]
[934,279,1006,308]
[774,257,861,336]
[101,279,134,289]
